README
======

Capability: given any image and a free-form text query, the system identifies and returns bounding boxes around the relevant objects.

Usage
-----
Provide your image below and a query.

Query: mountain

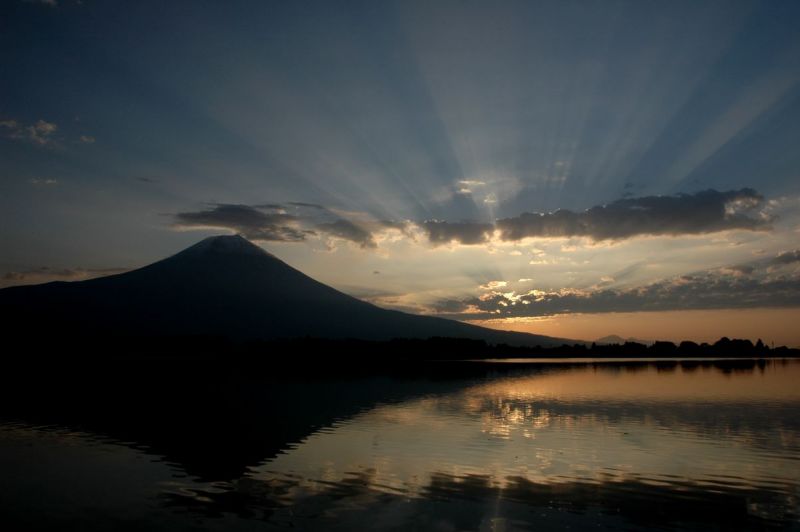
[0,235,573,348]
[595,335,653,346]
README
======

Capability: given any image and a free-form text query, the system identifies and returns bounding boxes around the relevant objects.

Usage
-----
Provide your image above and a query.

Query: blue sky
[2,0,799,342]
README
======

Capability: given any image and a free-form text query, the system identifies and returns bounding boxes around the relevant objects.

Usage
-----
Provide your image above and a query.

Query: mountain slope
[0,235,573,347]
[595,335,653,346]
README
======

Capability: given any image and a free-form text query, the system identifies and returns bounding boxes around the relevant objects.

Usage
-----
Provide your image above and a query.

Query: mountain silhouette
[595,335,653,346]
[0,235,571,347]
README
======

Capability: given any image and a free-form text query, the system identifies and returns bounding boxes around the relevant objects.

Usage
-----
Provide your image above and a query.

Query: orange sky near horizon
[472,307,800,348]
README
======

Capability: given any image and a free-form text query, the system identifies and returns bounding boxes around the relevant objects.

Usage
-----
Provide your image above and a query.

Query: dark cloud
[725,264,755,275]
[174,204,310,242]
[378,219,411,232]
[173,203,409,248]
[287,201,326,210]
[422,221,493,245]
[432,252,800,319]
[174,189,773,249]
[496,189,770,241]
[316,219,376,249]
[416,189,770,246]
[430,299,472,313]
[772,250,800,265]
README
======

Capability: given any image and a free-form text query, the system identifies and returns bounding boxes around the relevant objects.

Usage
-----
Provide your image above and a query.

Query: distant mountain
[0,235,573,348]
[595,335,653,346]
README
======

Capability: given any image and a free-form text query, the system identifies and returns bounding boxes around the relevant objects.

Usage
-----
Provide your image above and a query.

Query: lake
[1,358,799,530]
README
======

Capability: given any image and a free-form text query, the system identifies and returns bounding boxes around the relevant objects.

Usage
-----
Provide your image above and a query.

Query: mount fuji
[0,235,572,348]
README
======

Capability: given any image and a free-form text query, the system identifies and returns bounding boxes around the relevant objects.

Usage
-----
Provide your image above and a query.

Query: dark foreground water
[1,358,799,530]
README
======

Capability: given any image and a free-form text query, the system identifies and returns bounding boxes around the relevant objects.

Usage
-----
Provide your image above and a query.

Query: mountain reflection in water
[1,358,799,531]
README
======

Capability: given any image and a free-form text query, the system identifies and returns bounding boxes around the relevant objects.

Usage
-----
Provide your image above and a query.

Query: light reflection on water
[248,361,800,527]
[1,359,799,530]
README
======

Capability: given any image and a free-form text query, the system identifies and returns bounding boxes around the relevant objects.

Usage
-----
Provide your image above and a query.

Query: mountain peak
[0,234,571,347]
[175,234,272,258]
[595,334,653,346]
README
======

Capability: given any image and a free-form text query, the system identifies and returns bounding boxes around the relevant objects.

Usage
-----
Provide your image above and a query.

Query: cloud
[2,119,59,146]
[416,190,770,246]
[378,219,411,233]
[431,251,800,319]
[24,0,57,6]
[2,117,94,147]
[430,299,473,314]
[496,189,770,241]
[172,189,773,250]
[479,281,507,290]
[29,178,58,186]
[456,180,487,194]
[422,220,494,246]
[174,204,310,242]
[316,219,376,249]
[287,201,325,209]
[173,202,409,248]
[772,250,800,265]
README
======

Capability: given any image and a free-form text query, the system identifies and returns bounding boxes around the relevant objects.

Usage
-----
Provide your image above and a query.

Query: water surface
[1,358,798,530]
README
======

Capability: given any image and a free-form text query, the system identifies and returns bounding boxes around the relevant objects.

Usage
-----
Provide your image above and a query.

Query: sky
[2,0,800,345]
